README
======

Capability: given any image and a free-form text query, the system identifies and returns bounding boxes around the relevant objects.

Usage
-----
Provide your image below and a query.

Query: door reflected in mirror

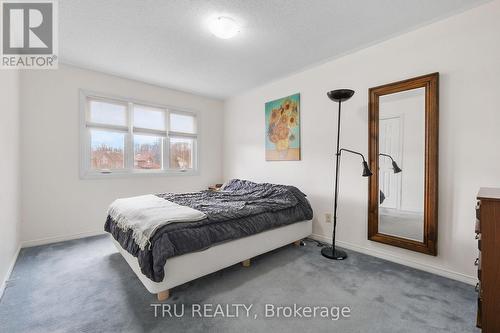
[378,87,425,242]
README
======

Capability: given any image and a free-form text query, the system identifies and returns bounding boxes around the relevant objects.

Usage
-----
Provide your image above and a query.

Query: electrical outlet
[325,213,332,223]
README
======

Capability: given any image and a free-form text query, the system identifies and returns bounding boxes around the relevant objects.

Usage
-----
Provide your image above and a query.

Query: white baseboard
[21,230,106,248]
[0,244,21,300]
[5,229,476,299]
[310,233,477,286]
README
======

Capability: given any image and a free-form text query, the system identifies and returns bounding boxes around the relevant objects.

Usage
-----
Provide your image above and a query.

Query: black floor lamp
[321,89,373,260]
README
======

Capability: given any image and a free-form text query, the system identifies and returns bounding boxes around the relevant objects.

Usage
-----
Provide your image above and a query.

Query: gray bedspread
[104,179,313,282]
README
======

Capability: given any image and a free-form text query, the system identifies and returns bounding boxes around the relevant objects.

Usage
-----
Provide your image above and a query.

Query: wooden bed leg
[293,240,301,247]
[242,259,251,267]
[157,290,170,301]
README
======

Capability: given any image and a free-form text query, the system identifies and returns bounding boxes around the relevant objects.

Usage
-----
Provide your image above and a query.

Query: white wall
[20,64,224,245]
[0,70,21,294]
[223,0,500,283]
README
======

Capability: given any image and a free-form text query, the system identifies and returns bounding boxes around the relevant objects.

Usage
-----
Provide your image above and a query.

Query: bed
[105,179,313,300]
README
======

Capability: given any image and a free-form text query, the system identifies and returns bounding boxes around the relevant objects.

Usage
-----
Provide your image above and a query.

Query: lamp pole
[331,98,343,257]
[321,89,372,260]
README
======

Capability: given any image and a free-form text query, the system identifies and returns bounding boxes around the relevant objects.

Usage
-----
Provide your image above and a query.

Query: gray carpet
[379,210,424,242]
[0,235,479,333]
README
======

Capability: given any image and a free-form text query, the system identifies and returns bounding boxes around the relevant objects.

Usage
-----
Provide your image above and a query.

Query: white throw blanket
[108,194,207,250]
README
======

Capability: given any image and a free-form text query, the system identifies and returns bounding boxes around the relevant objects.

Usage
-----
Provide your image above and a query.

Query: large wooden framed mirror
[368,73,439,255]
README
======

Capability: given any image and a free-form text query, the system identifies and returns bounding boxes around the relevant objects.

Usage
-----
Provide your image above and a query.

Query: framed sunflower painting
[265,93,301,161]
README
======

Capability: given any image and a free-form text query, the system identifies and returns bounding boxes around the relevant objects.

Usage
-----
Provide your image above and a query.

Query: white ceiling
[59,0,487,99]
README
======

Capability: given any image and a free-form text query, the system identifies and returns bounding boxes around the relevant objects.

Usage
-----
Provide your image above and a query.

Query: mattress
[105,179,314,282]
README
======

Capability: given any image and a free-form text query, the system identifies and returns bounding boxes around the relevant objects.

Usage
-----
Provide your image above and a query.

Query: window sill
[80,169,199,180]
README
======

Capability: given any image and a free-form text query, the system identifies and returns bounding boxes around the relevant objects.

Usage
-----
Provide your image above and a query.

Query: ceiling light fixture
[209,16,240,39]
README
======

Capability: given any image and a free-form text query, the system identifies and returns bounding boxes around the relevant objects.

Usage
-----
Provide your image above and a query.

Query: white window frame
[79,90,200,179]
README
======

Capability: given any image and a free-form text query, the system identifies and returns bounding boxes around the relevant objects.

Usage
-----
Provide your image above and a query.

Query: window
[80,91,198,178]
[169,137,194,170]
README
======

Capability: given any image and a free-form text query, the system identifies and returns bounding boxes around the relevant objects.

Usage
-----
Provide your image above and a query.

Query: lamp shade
[362,161,373,177]
[392,161,402,174]
[327,89,355,103]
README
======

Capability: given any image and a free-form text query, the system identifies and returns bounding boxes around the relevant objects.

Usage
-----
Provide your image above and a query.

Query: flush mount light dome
[209,16,240,39]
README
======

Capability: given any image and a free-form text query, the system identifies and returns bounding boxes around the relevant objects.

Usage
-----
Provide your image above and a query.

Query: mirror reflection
[378,87,425,242]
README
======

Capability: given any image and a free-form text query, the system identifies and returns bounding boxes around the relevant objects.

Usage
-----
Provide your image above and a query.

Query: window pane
[134,105,166,131]
[169,137,193,170]
[90,130,125,170]
[170,113,196,133]
[134,135,162,170]
[89,100,127,126]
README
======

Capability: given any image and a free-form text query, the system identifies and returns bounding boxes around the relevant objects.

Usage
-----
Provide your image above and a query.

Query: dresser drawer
[475,202,481,233]
[477,297,482,329]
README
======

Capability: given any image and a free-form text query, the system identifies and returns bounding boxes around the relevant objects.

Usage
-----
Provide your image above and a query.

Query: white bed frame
[113,220,312,300]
